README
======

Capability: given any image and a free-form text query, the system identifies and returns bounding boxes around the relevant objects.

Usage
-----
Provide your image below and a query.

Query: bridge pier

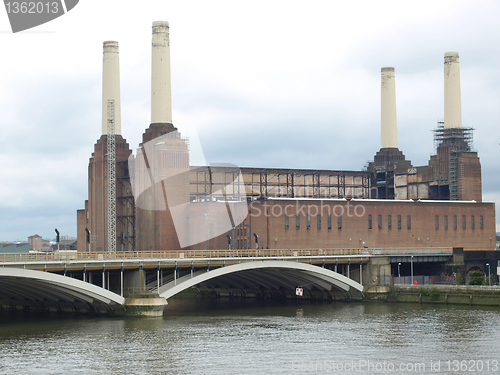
[369,257,392,286]
[121,268,167,316]
[124,292,167,317]
[123,268,145,295]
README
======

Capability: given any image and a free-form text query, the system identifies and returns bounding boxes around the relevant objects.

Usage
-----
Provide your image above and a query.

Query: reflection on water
[0,300,499,374]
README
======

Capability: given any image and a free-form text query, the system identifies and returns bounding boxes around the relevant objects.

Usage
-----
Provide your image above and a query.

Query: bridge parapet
[0,247,453,263]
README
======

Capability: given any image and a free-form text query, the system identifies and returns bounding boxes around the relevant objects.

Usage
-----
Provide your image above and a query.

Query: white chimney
[102,41,121,135]
[151,21,173,124]
[444,52,462,129]
[381,67,398,149]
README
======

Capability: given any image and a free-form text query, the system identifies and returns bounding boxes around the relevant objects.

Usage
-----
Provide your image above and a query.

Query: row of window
[236,227,248,237]
[285,214,342,230]
[368,214,483,230]
[284,214,484,230]
[434,215,483,230]
[368,215,409,230]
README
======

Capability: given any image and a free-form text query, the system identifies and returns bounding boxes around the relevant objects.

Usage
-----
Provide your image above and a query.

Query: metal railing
[369,247,453,255]
[0,247,453,263]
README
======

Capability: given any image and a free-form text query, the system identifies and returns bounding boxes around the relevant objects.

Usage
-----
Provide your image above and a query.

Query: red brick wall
[458,152,482,202]
[186,199,495,251]
[86,135,132,252]
[76,208,86,252]
[134,125,190,251]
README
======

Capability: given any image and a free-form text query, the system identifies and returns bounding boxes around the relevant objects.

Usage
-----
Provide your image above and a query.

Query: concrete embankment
[364,285,500,307]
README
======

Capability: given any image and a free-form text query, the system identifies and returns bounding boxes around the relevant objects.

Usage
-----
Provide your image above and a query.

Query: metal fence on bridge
[0,247,453,263]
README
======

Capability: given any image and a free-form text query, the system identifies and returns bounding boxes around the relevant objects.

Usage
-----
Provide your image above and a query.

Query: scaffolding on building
[433,121,474,152]
[433,121,474,200]
[106,100,116,252]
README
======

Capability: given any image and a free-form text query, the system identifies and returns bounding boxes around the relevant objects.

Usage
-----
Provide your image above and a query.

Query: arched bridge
[0,267,125,314]
[158,260,364,300]
[0,248,452,315]
[0,251,367,315]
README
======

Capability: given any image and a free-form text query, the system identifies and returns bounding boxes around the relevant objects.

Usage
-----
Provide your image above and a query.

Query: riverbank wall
[364,285,500,307]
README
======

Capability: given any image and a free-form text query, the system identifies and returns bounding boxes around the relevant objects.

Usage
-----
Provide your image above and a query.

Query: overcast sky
[0,0,499,241]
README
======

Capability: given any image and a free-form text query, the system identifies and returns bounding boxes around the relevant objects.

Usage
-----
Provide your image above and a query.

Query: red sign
[296,288,303,296]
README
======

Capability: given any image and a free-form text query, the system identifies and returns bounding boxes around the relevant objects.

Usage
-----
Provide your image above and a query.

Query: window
[378,215,382,230]
[368,215,372,229]
[480,215,484,230]
[471,215,475,230]
[306,214,311,230]
[388,215,392,230]
[285,215,289,230]
[327,215,332,230]
[398,215,402,230]
[407,215,411,229]
[296,214,300,230]
[435,215,439,230]
[462,215,466,230]
[444,215,448,230]
[317,215,321,230]
[453,215,457,230]
[338,215,342,230]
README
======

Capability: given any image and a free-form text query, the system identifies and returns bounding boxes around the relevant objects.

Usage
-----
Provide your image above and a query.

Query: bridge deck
[0,248,453,273]
[0,247,452,262]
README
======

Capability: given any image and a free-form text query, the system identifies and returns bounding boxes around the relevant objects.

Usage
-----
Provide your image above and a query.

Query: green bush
[418,287,441,299]
[468,270,484,286]
[455,272,465,285]
[387,286,399,299]
[429,287,441,299]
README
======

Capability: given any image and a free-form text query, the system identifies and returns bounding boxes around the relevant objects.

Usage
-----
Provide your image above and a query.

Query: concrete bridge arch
[0,268,125,314]
[158,260,364,300]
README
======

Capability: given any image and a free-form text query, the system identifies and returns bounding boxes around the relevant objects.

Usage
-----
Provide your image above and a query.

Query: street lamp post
[486,263,491,286]
[411,256,414,285]
[55,228,60,251]
[398,262,401,284]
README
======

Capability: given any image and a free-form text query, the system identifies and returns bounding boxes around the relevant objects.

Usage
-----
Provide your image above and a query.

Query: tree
[468,270,484,286]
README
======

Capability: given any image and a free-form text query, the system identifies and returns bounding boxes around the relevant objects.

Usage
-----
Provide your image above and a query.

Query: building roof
[0,243,31,253]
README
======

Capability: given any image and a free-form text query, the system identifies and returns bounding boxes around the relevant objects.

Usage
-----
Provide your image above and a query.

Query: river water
[0,299,499,375]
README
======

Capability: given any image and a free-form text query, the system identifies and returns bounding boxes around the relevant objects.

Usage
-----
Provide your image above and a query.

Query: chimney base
[141,123,178,145]
[368,147,412,174]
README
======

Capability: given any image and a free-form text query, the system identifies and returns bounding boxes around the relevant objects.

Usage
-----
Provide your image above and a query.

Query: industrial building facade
[77,23,495,254]
[188,199,495,251]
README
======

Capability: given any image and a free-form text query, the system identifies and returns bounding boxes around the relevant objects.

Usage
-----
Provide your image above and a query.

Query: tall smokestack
[151,21,172,124]
[102,41,121,135]
[444,52,462,129]
[381,67,398,149]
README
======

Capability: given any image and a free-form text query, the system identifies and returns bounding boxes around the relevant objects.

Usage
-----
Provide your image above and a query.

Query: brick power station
[77,22,496,254]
